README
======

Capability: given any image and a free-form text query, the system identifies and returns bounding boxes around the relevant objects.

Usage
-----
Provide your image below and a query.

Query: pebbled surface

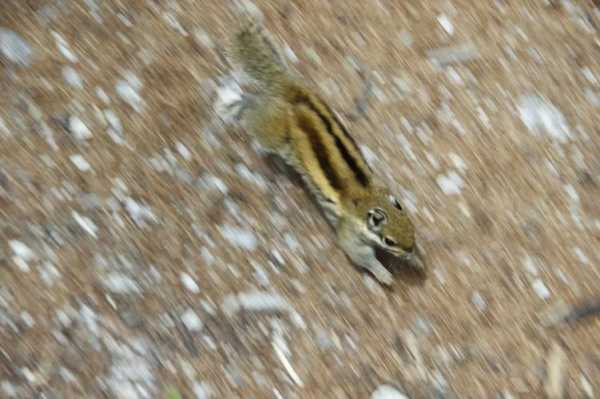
[0,1,599,398]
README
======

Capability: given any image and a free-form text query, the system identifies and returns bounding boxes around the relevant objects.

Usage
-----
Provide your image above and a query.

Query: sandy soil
[0,1,599,398]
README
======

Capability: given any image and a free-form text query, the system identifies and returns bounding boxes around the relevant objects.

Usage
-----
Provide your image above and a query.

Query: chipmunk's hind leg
[241,94,292,154]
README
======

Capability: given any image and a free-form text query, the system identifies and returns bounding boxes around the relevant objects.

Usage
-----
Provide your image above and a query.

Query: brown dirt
[0,1,599,398]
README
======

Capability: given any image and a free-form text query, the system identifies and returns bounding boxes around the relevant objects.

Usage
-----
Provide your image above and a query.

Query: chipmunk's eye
[383,237,397,247]
[367,208,387,231]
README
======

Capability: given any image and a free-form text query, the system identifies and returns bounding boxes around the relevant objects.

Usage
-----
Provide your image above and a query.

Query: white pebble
[20,311,35,328]
[518,95,571,143]
[563,184,579,203]
[102,273,140,294]
[218,224,257,251]
[581,67,597,84]
[180,273,200,294]
[72,210,98,238]
[175,142,192,161]
[370,384,409,399]
[0,116,9,137]
[284,45,298,63]
[222,290,305,329]
[426,43,480,67]
[40,261,61,286]
[448,152,467,172]
[104,109,125,144]
[68,116,92,140]
[0,28,34,66]
[437,14,454,35]
[95,87,110,104]
[51,31,78,62]
[200,174,228,194]
[124,197,157,227]
[532,279,551,300]
[584,88,600,107]
[193,29,214,49]
[1,380,17,397]
[200,247,215,266]
[580,374,594,398]
[70,154,91,172]
[9,240,36,262]
[62,66,83,88]
[193,381,214,399]
[115,80,144,113]
[359,145,378,167]
[436,170,464,195]
[181,309,203,332]
[523,256,540,276]
[471,291,487,312]
[573,247,590,265]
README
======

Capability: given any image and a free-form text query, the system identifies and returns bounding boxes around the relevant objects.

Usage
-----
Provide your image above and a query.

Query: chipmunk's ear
[389,195,403,211]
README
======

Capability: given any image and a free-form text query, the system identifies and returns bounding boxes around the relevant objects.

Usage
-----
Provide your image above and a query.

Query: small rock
[370,384,409,399]
[102,273,141,295]
[218,224,258,251]
[580,374,594,398]
[193,28,214,49]
[180,273,200,294]
[69,154,92,172]
[40,261,61,286]
[544,341,567,399]
[9,240,36,262]
[72,210,98,238]
[181,309,203,332]
[96,87,110,104]
[0,380,18,397]
[0,116,10,138]
[198,174,228,194]
[573,247,590,265]
[124,197,157,227]
[517,95,571,143]
[222,290,305,329]
[51,31,78,62]
[436,170,464,195]
[193,381,214,399]
[175,142,192,161]
[20,311,35,328]
[533,279,551,300]
[115,80,144,113]
[104,109,125,144]
[426,43,479,67]
[68,116,92,140]
[62,66,83,88]
[471,291,487,312]
[437,14,454,35]
[284,45,298,63]
[0,28,34,66]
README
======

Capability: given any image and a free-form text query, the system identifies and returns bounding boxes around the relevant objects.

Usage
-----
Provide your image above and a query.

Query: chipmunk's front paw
[368,264,394,286]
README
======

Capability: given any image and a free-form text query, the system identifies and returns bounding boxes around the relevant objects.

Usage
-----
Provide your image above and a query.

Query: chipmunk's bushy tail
[230,19,290,92]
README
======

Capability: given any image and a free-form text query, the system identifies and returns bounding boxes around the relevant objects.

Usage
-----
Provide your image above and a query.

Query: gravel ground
[1,1,599,398]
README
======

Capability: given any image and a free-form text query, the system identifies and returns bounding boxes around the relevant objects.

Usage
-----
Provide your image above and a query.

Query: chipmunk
[228,20,423,285]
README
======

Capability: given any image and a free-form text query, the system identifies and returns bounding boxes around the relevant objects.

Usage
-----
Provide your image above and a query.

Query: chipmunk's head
[355,187,422,268]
